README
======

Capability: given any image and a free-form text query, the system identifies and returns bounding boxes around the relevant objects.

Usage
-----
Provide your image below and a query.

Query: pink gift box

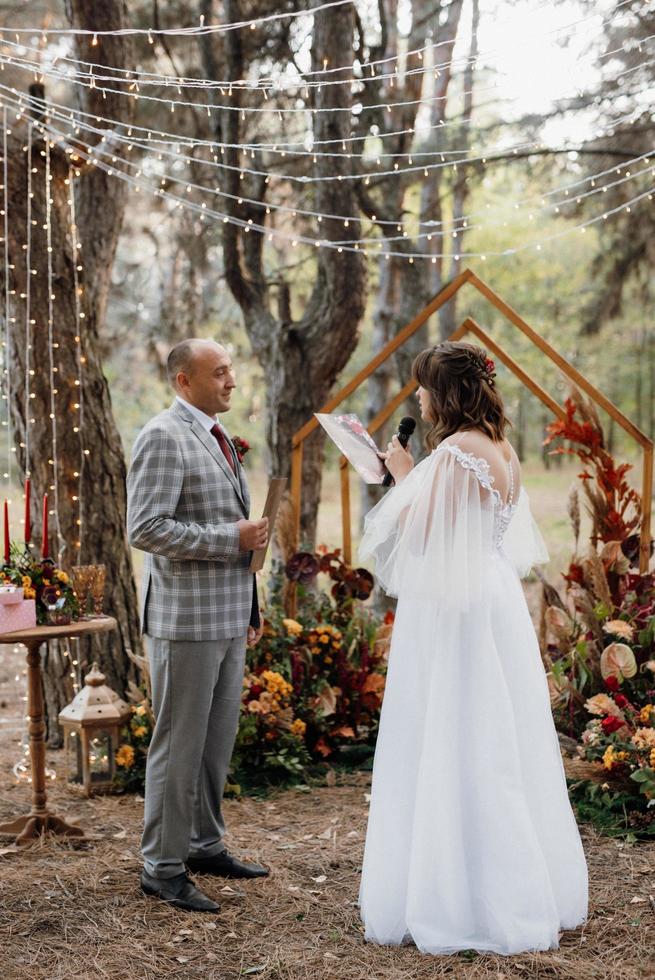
[0,592,36,633]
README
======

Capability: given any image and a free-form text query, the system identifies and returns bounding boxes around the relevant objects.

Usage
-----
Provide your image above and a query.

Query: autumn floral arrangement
[112,546,391,793]
[542,391,655,837]
[1,547,78,625]
[230,547,391,789]
[114,697,155,792]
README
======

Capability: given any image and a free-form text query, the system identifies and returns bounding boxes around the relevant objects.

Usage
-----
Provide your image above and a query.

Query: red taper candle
[24,477,31,545]
[41,493,49,559]
[3,500,9,564]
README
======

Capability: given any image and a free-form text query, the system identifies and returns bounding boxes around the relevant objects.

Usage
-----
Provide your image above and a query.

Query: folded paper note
[315,413,386,484]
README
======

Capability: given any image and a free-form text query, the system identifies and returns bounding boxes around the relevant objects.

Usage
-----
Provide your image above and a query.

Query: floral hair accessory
[484,357,496,377]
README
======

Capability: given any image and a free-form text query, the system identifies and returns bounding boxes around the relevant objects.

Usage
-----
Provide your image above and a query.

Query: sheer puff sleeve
[359,447,497,609]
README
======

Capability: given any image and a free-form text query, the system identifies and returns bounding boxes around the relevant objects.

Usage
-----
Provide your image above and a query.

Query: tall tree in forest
[201,0,367,544]
[1,0,141,737]
[353,0,468,514]
[564,0,654,334]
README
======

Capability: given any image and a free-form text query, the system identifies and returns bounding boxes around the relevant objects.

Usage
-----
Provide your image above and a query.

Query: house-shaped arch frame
[290,269,653,574]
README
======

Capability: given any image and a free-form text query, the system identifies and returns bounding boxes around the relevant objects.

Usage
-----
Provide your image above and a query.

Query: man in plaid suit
[127,339,269,913]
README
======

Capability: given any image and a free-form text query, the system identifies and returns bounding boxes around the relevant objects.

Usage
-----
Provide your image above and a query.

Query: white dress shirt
[175,395,218,432]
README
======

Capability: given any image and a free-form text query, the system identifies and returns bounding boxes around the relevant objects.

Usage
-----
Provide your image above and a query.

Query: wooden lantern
[58,662,131,796]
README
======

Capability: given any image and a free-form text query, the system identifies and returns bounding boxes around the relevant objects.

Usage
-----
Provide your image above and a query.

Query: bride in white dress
[359,341,588,955]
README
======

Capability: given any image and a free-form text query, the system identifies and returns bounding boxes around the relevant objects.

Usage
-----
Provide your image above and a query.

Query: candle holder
[88,564,107,618]
[71,565,95,620]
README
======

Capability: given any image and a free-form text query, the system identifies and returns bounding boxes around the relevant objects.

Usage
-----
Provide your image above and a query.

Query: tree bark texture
[212,0,368,546]
[1,0,142,741]
[355,1,466,454]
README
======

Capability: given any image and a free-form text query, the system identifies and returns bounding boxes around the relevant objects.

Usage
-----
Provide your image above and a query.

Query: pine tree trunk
[210,0,368,546]
[1,1,141,742]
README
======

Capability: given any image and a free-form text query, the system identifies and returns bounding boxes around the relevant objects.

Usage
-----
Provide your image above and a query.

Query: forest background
[0,0,652,721]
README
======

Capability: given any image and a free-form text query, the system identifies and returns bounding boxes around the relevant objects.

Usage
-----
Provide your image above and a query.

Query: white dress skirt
[358,439,588,955]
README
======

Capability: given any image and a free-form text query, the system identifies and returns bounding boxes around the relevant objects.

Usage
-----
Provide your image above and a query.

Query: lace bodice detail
[439,444,517,550]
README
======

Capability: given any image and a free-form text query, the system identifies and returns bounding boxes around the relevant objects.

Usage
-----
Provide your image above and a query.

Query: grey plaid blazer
[126,399,255,640]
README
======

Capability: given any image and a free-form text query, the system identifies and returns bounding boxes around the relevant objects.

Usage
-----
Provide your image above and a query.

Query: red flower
[285,552,320,583]
[604,675,620,691]
[564,563,585,586]
[614,694,629,708]
[601,716,624,735]
[231,436,250,464]
[484,357,496,376]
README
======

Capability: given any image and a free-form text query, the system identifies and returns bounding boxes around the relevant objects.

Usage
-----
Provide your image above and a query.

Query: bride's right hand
[379,435,415,484]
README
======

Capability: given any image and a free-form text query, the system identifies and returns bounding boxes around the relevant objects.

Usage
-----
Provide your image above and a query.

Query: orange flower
[362,673,386,696]
[115,744,135,768]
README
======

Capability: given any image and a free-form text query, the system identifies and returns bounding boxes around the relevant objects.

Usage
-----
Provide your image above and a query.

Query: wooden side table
[0,617,117,845]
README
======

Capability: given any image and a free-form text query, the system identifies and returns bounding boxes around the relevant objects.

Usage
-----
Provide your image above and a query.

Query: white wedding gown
[358,432,588,955]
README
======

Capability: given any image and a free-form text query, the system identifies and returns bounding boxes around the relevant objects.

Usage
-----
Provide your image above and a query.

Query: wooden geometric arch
[290,268,653,573]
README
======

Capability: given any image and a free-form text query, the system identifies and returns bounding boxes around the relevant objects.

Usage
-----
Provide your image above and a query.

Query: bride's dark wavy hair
[412,341,510,448]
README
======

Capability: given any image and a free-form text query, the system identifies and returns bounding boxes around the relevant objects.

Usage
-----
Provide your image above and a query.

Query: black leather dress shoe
[140,870,220,912]
[186,850,269,879]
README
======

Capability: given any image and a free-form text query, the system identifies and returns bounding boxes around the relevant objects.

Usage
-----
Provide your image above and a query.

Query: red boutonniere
[232,436,250,464]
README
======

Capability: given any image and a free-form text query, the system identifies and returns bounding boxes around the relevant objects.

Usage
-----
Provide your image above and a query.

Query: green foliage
[567,778,655,841]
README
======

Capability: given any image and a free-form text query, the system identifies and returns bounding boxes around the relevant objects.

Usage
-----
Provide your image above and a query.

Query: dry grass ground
[1,644,655,980]
[1,776,654,980]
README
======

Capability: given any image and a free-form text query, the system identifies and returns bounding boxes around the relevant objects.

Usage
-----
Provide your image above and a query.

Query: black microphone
[382,416,416,487]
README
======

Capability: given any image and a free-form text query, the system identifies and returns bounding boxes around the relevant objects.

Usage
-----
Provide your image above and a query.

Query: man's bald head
[167,339,226,389]
[167,338,235,416]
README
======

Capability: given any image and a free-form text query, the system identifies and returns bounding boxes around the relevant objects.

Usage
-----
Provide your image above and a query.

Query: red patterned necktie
[210,424,236,474]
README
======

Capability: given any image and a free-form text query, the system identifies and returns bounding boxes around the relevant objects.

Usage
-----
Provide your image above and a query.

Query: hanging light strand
[44,137,63,562]
[46,119,655,261]
[0,0,638,87]
[67,165,84,559]
[2,24,649,97]
[2,106,10,486]
[2,77,648,200]
[37,105,654,245]
[0,0,355,38]
[23,124,32,478]
[3,46,652,120]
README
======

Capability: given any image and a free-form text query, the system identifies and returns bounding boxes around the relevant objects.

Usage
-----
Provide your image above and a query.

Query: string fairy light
[0,74,545,169]
[0,0,355,38]
[24,123,32,471]
[3,76,649,210]
[2,22,649,103]
[44,135,63,564]
[67,164,85,559]
[79,130,655,243]
[4,44,652,121]
[1,106,10,486]
[1,35,647,166]
[0,0,639,94]
[1,85,649,263]
[43,115,654,262]
[32,98,653,246]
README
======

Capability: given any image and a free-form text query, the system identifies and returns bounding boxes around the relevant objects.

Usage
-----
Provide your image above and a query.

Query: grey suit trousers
[141,634,247,879]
